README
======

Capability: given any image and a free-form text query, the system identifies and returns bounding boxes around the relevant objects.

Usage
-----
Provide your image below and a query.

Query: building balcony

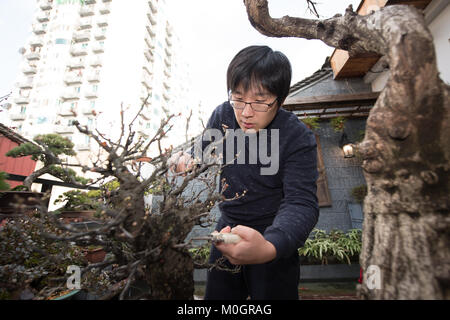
[29,38,44,47]
[64,75,83,85]
[33,25,47,35]
[92,44,104,54]
[163,80,170,90]
[14,97,30,105]
[73,31,91,42]
[146,26,156,38]
[165,47,172,57]
[39,0,53,11]
[67,59,86,69]
[58,106,76,117]
[143,65,153,75]
[90,58,103,67]
[70,47,88,57]
[162,92,170,102]
[82,107,97,115]
[148,1,157,14]
[94,31,107,40]
[163,68,171,78]
[55,125,75,134]
[80,6,95,17]
[85,91,98,99]
[61,91,80,101]
[22,65,37,75]
[164,57,171,67]
[26,52,41,61]
[165,37,172,47]
[99,4,111,14]
[147,13,157,26]
[141,74,152,89]
[77,143,91,151]
[18,80,34,89]
[85,0,96,4]
[166,24,173,37]
[144,50,154,63]
[139,109,152,121]
[79,18,93,30]
[87,73,100,83]
[37,12,50,23]
[97,17,108,27]
[10,113,27,121]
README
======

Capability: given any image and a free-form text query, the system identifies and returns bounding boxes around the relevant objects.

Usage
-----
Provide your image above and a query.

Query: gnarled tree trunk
[245,0,449,299]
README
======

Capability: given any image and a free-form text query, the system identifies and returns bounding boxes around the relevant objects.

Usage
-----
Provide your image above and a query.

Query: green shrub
[298,228,362,265]
[0,172,10,191]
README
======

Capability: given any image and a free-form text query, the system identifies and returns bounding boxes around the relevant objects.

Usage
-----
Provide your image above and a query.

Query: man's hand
[215,225,277,265]
[167,151,194,174]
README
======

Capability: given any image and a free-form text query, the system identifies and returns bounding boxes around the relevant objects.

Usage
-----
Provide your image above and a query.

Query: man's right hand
[167,151,194,174]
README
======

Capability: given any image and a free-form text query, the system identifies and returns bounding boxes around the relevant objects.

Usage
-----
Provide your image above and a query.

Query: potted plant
[301,117,320,130]
[298,228,361,265]
[330,116,347,132]
[84,245,106,264]
[54,189,102,223]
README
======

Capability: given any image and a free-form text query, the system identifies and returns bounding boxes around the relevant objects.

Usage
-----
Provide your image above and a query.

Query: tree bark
[245,0,449,299]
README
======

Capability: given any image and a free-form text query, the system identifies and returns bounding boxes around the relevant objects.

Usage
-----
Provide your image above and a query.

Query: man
[170,45,319,299]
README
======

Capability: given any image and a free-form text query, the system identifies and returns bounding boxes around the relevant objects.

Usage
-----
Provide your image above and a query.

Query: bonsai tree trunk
[245,0,449,299]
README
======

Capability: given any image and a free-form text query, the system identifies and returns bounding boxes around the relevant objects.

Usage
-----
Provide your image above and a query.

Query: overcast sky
[0,0,361,116]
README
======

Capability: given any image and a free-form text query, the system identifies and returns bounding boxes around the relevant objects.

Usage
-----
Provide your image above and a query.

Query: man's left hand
[214,225,277,265]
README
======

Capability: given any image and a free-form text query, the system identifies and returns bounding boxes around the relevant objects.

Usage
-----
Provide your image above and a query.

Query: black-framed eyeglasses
[229,93,278,113]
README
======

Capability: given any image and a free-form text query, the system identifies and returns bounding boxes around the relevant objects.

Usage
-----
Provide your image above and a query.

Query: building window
[55,38,67,45]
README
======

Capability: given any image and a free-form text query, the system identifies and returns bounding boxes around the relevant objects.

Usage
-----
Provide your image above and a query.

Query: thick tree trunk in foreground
[245,0,449,299]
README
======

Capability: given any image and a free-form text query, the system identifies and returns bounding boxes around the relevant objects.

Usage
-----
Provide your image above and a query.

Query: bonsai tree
[330,116,347,133]
[244,0,449,299]
[0,100,235,300]
[5,134,91,190]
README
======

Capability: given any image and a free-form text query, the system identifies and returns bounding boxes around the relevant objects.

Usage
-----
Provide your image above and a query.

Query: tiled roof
[289,57,332,94]
[0,123,33,145]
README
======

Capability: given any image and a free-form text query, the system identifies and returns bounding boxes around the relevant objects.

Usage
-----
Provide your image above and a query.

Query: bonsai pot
[0,191,49,219]
[84,247,106,263]
[59,210,97,223]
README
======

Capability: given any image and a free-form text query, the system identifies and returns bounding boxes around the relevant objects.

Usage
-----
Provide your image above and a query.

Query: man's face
[230,85,279,133]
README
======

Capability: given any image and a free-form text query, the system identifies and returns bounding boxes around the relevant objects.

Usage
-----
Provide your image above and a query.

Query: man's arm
[263,129,319,260]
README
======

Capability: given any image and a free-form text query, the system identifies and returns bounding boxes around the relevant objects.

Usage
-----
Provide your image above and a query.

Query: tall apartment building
[7,0,200,160]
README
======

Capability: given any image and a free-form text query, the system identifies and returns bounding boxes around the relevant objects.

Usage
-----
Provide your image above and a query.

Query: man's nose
[242,103,254,117]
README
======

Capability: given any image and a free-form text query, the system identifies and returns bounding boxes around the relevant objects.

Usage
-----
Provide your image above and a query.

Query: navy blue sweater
[200,101,319,260]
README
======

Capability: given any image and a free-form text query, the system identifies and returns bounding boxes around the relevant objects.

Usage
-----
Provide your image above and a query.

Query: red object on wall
[0,123,37,188]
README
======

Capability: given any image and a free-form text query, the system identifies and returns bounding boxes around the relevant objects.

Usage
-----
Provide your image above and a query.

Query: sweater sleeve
[263,129,319,260]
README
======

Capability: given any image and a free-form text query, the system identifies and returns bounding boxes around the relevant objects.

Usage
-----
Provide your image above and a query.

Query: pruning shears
[194,231,242,244]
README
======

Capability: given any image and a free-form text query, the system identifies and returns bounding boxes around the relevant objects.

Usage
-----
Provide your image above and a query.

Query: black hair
[226,45,292,108]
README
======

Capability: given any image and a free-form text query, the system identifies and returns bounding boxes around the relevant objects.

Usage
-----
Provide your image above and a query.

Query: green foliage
[0,216,113,300]
[301,117,320,130]
[298,228,362,265]
[10,185,29,191]
[48,165,91,185]
[54,189,101,212]
[330,116,347,132]
[189,245,211,265]
[6,134,75,164]
[351,185,368,203]
[0,216,87,299]
[0,172,10,191]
